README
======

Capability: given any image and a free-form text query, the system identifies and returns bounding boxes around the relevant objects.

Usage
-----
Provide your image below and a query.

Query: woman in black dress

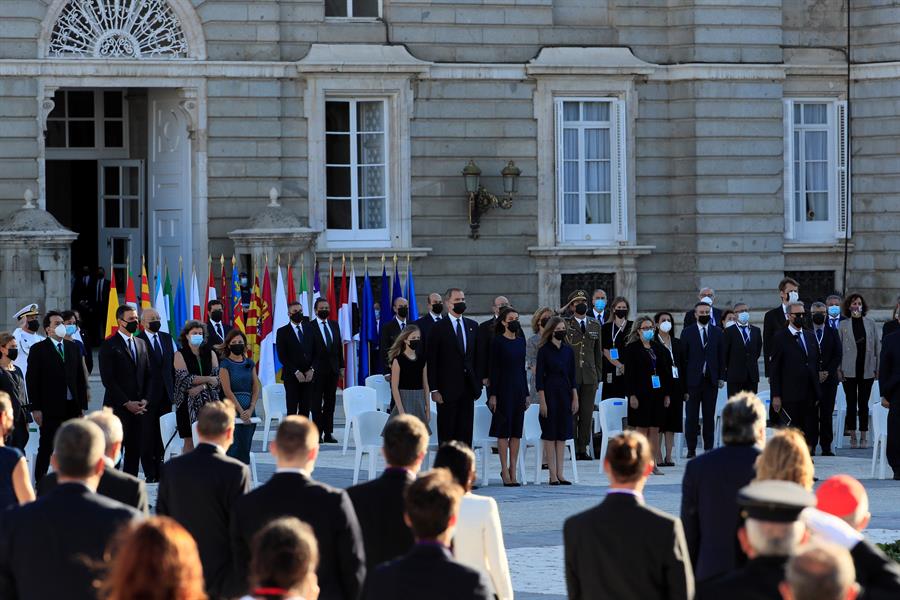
[387,325,430,431]
[601,297,633,399]
[173,321,220,452]
[654,312,686,466]
[0,332,28,450]
[489,306,528,486]
[623,316,672,475]
[535,317,578,485]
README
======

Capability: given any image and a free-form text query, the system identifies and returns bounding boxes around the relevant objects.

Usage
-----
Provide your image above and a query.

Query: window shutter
[554,99,565,244]
[613,99,628,242]
[835,100,850,239]
[783,99,795,240]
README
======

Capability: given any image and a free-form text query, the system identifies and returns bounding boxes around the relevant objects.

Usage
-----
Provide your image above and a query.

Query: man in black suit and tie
[205,299,229,348]
[136,308,175,482]
[475,295,509,385]
[304,298,343,444]
[681,392,765,583]
[427,288,480,446]
[724,302,762,397]
[276,301,313,417]
[591,288,608,322]
[565,431,693,600]
[681,302,726,457]
[878,328,900,479]
[381,296,410,377]
[0,419,140,600]
[158,401,251,598]
[38,409,149,515]
[91,266,111,342]
[763,277,800,378]
[413,292,444,347]
[362,469,491,600]
[99,304,152,476]
[683,287,723,328]
[770,301,821,446]
[348,414,427,569]
[231,416,366,600]
[26,310,88,481]
[810,301,843,456]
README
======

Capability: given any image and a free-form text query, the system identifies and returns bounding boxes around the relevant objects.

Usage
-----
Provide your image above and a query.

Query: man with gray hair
[779,544,859,600]
[37,408,148,514]
[684,286,723,328]
[682,391,766,582]
[0,418,140,600]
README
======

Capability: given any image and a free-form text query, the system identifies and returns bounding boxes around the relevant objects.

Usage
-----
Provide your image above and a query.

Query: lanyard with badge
[648,347,661,389]
[662,339,679,380]
[609,323,624,361]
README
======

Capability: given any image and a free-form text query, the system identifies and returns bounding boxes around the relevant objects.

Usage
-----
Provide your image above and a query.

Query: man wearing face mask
[763,277,800,378]
[413,292,444,348]
[381,297,411,379]
[684,287,723,328]
[591,289,608,323]
[809,302,842,456]
[61,309,92,375]
[681,302,726,457]
[137,308,177,482]
[25,310,88,481]
[11,304,44,378]
[564,290,604,460]
[303,298,343,443]
[205,299,230,348]
[276,301,313,418]
[723,303,762,398]
[99,305,152,476]
[476,296,511,387]
[826,295,845,331]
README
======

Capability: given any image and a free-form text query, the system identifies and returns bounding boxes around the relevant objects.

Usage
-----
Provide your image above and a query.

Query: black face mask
[614,309,628,319]
[408,340,420,351]
[26,320,39,333]
[5,348,18,361]
[148,320,162,333]
[317,309,330,321]
[431,302,443,315]
[230,344,246,356]
[124,321,139,334]
[812,313,826,325]
[792,315,806,327]
[540,317,550,329]
[553,331,567,341]
[574,303,588,316]
[507,320,521,333]
[290,312,303,324]
[453,302,467,315]
[210,310,223,322]
[697,315,711,326]
[397,306,409,319]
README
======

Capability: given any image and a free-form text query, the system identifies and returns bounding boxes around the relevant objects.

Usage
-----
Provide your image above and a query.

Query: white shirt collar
[117,331,133,344]
[210,319,222,326]
[276,467,310,477]
[432,313,441,321]
[789,324,803,335]
[317,318,328,326]
[607,488,644,502]
[396,317,406,326]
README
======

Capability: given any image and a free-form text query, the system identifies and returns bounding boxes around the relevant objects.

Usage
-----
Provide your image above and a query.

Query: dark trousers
[437,395,474,447]
[815,379,840,452]
[35,416,65,483]
[285,382,311,417]
[7,406,29,451]
[783,400,818,448]
[115,407,146,476]
[726,380,758,399]
[844,377,874,432]
[139,399,169,479]
[686,381,717,452]
[574,382,598,454]
[887,401,900,473]
[311,371,338,435]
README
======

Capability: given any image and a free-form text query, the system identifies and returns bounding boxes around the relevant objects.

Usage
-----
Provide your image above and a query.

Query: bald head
[141,308,160,324]
[492,296,509,316]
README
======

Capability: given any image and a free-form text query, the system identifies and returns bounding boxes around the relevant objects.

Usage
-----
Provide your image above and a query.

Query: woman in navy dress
[220,330,260,465]
[489,306,528,487]
[535,316,578,485]
[0,392,34,509]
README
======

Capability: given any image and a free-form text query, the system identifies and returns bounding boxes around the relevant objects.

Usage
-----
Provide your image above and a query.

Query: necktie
[816,328,823,345]
[580,320,586,334]
[700,327,707,347]
[322,322,332,348]
[831,318,838,330]
[128,338,136,361]
[455,318,465,353]
[295,325,303,342]
[152,335,162,360]
[796,332,807,356]
[400,321,405,331]
[216,323,223,340]
[741,327,749,345]
[55,342,64,360]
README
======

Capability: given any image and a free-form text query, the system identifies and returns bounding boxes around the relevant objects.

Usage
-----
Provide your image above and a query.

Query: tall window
[325,0,380,18]
[785,99,849,242]
[46,89,126,149]
[555,98,627,244]
[325,99,388,243]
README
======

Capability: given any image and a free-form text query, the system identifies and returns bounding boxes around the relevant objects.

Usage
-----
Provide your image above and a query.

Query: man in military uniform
[698,480,815,600]
[12,303,44,378]
[564,290,603,460]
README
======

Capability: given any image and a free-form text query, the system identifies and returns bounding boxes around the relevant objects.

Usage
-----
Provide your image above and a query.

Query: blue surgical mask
[594,299,606,311]
[65,324,77,336]
[738,312,750,325]
[641,330,654,342]
[189,334,204,346]
[827,305,840,318]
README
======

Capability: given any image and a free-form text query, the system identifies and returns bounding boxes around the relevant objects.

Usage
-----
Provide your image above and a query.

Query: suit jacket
[205,321,230,349]
[723,324,762,384]
[564,493,694,600]
[99,333,151,408]
[413,313,442,349]
[38,458,149,515]
[380,318,409,375]
[426,315,479,403]
[137,331,175,407]
[839,316,881,379]
[883,319,900,340]
[0,483,139,600]
[681,324,726,389]
[769,328,821,406]
[698,555,786,600]
[231,472,365,600]
[475,317,497,383]
[851,538,900,600]
[91,277,111,310]
[681,444,760,582]
[455,493,514,600]
[362,543,491,600]
[684,306,723,329]
[347,468,415,570]
[157,443,251,598]
[304,319,343,375]
[624,340,674,401]
[762,305,789,377]
[812,325,842,382]
[76,330,94,374]
[25,338,88,417]
[879,331,900,403]
[276,322,312,391]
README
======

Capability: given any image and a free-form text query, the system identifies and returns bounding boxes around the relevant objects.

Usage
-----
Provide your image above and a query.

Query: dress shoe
[575,452,592,461]
[821,450,835,457]
[893,473,900,481]
[686,451,696,459]
[144,476,158,484]
[323,434,339,444]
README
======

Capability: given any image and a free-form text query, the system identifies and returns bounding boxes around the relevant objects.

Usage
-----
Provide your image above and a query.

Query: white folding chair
[365,375,392,412]
[352,410,389,485]
[342,387,378,455]
[423,400,439,469]
[564,438,579,483]
[598,398,628,472]
[472,405,494,485]
[519,404,542,484]
[261,384,286,449]
[833,385,847,449]
[712,386,729,448]
[249,452,259,485]
[673,402,686,459]
[870,401,889,480]
[160,412,183,461]
[24,422,40,481]
[191,421,199,448]
[475,386,488,406]
[589,387,604,458]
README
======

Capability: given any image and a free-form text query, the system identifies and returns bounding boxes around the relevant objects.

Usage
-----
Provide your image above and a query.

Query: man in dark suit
[158,401,251,598]
[810,301,843,456]
[26,310,88,481]
[348,414,427,569]
[724,302,762,397]
[413,292,444,347]
[381,296,410,377]
[362,469,491,600]
[474,295,509,385]
[681,392,765,583]
[231,416,365,600]
[591,288,608,323]
[427,288,480,446]
[205,299,229,348]
[879,328,900,479]
[99,304,152,476]
[136,308,175,482]
[304,298,343,444]
[37,409,148,515]
[277,301,313,417]
[763,276,799,378]
[826,294,845,332]
[681,302,726,457]
[565,432,693,600]
[683,287,723,328]
[91,266,111,342]
[0,419,140,600]
[770,301,821,446]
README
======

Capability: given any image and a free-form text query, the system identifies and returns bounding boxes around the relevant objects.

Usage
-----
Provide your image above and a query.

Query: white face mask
[788,291,799,304]
[659,321,673,333]
[724,321,736,328]
[53,324,67,339]
[700,296,714,306]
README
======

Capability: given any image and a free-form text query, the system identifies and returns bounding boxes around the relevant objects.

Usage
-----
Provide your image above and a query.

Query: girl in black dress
[654,312,686,467]
[601,297,633,399]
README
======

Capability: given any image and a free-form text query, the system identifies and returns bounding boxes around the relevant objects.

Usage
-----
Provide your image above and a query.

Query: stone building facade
[0,0,897,323]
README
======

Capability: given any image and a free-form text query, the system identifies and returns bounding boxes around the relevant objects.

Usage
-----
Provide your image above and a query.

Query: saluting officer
[12,303,44,378]
[563,290,603,461]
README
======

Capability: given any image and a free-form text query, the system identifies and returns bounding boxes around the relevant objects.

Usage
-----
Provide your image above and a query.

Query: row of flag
[102,255,420,390]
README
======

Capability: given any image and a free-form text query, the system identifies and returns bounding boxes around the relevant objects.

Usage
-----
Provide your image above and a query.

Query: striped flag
[246,273,260,362]
[287,261,297,306]
[299,261,310,317]
[153,269,170,334]
[231,256,244,333]
[140,259,151,310]
[124,261,138,309]
[190,267,201,320]
[104,269,120,339]
[203,257,217,322]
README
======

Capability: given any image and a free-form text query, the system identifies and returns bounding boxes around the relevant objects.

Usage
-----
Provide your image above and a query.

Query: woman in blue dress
[535,316,578,485]
[489,306,528,487]
[219,330,260,464]
[0,391,34,509]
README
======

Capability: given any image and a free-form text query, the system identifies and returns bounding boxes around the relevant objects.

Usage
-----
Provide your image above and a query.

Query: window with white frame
[784,99,849,242]
[325,99,389,242]
[325,0,380,18]
[555,98,627,244]
[46,89,127,150]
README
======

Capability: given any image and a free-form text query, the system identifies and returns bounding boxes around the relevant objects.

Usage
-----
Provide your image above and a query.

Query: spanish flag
[104,270,120,339]
[140,259,151,310]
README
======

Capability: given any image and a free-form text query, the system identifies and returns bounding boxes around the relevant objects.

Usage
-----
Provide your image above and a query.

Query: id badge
[671,366,680,379]
[651,375,661,389]
[607,373,613,384]
[610,348,619,361]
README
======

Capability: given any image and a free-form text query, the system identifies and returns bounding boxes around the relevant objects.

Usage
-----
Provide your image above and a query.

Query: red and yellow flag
[259,264,273,342]
[246,273,260,361]
[140,259,151,310]
[104,270,120,339]
[124,262,138,309]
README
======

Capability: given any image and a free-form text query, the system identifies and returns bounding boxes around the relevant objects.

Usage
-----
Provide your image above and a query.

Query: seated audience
[779,544,859,600]
[240,517,320,600]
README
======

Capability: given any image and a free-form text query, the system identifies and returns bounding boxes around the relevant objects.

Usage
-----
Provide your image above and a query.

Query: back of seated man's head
[250,517,320,599]
[197,401,234,442]
[403,469,463,541]
[780,544,858,600]
[53,419,105,479]
[604,431,651,484]
[382,415,428,471]
[86,408,124,456]
[722,392,767,447]
[274,416,319,465]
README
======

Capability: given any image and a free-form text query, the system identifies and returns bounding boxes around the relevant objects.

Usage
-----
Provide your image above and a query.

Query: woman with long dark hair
[173,320,219,452]
[654,311,686,466]
[600,297,633,399]
[219,329,259,464]
[488,306,528,486]
[535,316,578,485]
[838,293,880,449]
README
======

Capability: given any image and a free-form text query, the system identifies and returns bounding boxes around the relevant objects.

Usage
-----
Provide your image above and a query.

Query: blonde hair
[755,429,815,491]
[530,306,553,334]
[388,324,421,364]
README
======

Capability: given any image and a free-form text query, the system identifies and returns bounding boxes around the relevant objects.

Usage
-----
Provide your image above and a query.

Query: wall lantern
[462,159,521,239]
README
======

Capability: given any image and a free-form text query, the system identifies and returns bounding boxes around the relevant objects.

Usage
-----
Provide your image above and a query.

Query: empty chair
[422,400,440,470]
[261,384,287,448]
[833,385,848,449]
[471,405,494,485]
[673,402,686,459]
[342,386,378,455]
[589,387,604,458]
[870,400,889,480]
[23,422,39,481]
[191,421,199,448]
[159,412,183,462]
[712,386,729,448]
[519,404,542,484]
[365,374,392,412]
[352,410,389,485]
[475,386,488,406]
[597,398,628,471]
[248,452,259,486]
